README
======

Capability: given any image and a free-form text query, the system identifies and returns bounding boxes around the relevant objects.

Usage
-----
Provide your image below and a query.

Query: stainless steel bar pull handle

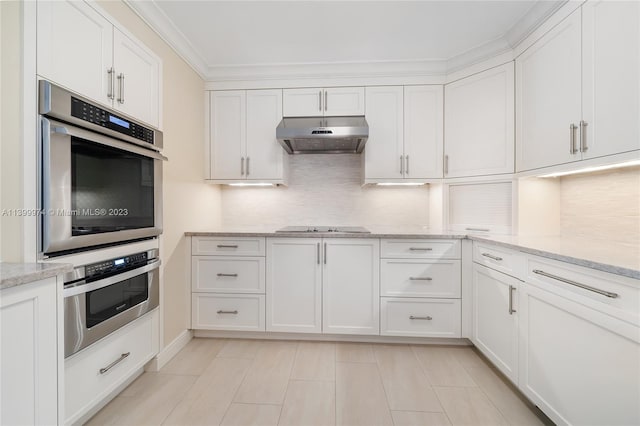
[241,157,245,175]
[317,243,320,265]
[570,123,578,154]
[405,155,409,175]
[217,244,239,249]
[324,91,328,111]
[217,273,238,277]
[409,247,432,251]
[117,73,125,104]
[107,68,115,100]
[481,253,503,261]
[324,243,327,264]
[508,285,516,315]
[409,315,432,320]
[580,120,588,152]
[100,352,130,374]
[319,90,322,111]
[409,277,432,281]
[466,227,490,232]
[400,156,404,175]
[532,269,618,298]
[246,157,250,176]
[444,155,449,175]
[217,310,238,314]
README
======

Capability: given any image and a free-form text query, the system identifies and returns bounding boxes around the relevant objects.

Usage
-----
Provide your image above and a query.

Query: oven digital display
[109,115,130,129]
[114,258,125,266]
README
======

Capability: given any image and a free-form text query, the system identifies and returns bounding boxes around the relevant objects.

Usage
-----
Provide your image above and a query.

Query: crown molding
[128,0,568,84]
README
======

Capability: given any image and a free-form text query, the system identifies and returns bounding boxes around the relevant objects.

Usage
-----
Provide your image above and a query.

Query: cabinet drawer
[381,259,461,298]
[192,294,265,331]
[192,256,265,293]
[381,239,461,259]
[525,254,639,326]
[380,298,461,338]
[473,242,523,278]
[65,310,159,424]
[192,237,265,256]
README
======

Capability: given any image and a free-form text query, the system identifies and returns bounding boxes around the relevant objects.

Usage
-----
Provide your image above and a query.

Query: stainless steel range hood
[276,116,368,154]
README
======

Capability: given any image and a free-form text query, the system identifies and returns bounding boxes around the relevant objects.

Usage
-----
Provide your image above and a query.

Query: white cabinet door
[582,0,640,159]
[1,278,58,426]
[266,238,322,333]
[210,91,246,179]
[112,28,161,128]
[404,85,443,179]
[445,63,514,178]
[519,279,640,426]
[324,87,365,116]
[246,89,284,180]
[37,0,113,107]
[323,239,380,335]
[283,88,323,117]
[516,9,582,172]
[472,264,519,384]
[364,86,404,179]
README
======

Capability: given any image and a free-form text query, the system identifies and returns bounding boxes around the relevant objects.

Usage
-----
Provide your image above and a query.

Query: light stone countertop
[0,262,73,290]
[186,227,639,280]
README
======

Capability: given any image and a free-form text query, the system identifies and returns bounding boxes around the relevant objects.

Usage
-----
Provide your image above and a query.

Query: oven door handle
[63,259,161,298]
[50,120,167,161]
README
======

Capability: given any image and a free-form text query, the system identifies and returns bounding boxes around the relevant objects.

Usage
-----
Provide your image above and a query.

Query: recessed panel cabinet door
[516,9,582,172]
[37,0,113,107]
[582,0,640,159]
[210,91,246,179]
[266,238,322,333]
[246,90,284,180]
[404,85,443,178]
[323,87,365,116]
[323,239,380,335]
[364,86,404,179]
[283,88,323,117]
[445,63,514,178]
[112,29,161,128]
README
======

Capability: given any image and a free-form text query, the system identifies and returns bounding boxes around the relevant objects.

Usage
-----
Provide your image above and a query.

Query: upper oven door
[41,117,166,255]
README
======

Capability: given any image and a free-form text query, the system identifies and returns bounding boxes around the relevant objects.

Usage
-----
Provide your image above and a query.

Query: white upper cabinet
[112,29,161,129]
[445,63,514,178]
[37,0,113,106]
[581,0,640,159]
[364,85,443,182]
[283,87,364,117]
[364,86,404,179]
[516,9,582,172]
[404,85,444,179]
[37,0,161,128]
[209,89,285,183]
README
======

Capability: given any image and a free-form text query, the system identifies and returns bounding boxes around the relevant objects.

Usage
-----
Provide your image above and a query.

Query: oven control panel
[85,251,149,279]
[71,97,155,145]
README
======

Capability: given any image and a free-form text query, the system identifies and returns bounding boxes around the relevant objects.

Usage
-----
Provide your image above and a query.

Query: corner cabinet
[516,1,640,172]
[364,85,443,182]
[37,0,161,128]
[207,90,287,184]
[1,277,60,426]
[444,63,514,178]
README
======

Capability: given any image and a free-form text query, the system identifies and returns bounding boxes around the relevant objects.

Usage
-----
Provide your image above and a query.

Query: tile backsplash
[560,166,640,245]
[221,154,429,228]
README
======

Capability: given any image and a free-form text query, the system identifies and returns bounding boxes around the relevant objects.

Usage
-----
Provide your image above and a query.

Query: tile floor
[87,338,552,426]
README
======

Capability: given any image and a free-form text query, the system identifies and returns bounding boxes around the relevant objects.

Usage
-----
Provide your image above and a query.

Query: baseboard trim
[193,330,471,346]
[146,329,193,371]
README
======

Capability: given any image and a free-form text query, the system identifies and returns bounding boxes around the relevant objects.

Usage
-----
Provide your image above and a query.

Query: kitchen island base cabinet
[519,280,640,426]
[1,277,59,426]
[323,239,380,335]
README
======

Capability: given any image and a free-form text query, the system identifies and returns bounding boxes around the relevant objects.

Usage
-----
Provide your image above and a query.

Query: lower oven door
[63,259,160,358]
[41,117,166,255]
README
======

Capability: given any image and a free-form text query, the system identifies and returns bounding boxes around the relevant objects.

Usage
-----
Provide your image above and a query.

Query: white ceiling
[127,1,564,81]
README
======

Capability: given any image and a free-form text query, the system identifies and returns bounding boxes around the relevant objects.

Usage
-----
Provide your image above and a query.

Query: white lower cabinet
[380,298,461,337]
[471,263,519,384]
[266,238,322,333]
[322,239,380,335]
[1,277,59,426]
[192,294,265,331]
[65,309,159,425]
[519,278,640,426]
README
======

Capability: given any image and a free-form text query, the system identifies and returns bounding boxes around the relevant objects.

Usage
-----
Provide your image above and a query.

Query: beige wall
[96,1,221,347]
[559,166,640,246]
[0,1,24,262]
[221,154,430,228]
